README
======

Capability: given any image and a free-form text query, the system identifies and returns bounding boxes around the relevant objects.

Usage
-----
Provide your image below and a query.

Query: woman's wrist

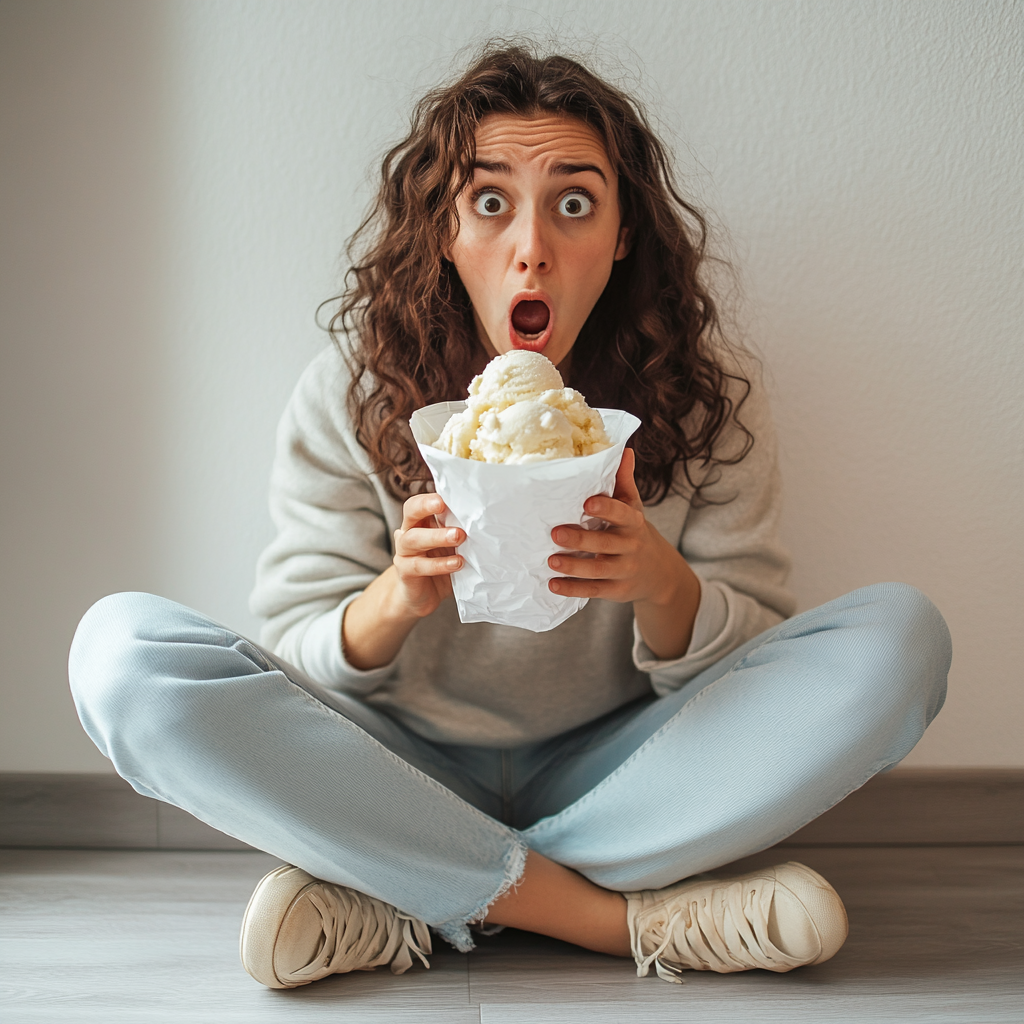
[341,567,422,671]
[633,549,701,661]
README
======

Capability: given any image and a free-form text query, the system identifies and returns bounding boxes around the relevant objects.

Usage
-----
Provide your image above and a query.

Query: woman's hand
[342,494,464,670]
[547,448,701,660]
[391,493,465,619]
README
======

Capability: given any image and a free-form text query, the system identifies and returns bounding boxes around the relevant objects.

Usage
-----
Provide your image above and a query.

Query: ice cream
[433,350,612,464]
[411,364,642,630]
[471,348,564,403]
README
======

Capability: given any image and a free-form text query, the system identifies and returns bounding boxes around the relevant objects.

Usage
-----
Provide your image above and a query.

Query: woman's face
[448,112,629,370]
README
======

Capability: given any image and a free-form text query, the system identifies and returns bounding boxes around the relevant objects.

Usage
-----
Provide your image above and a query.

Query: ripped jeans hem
[432,838,529,952]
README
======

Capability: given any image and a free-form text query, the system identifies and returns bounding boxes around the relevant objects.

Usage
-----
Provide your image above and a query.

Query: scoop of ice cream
[433,403,481,460]
[470,401,575,464]
[538,387,612,456]
[433,350,611,462]
[468,349,564,409]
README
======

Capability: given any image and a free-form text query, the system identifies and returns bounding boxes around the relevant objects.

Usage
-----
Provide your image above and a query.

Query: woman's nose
[513,210,552,273]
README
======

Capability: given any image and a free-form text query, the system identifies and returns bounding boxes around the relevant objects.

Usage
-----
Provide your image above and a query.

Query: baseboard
[0,769,1020,851]
[777,769,1023,846]
[0,772,251,850]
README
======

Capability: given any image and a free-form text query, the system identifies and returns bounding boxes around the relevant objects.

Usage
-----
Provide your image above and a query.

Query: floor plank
[1,846,1021,1023]
[0,850,472,1023]
[468,846,1024,1021]
[478,1000,1017,1024]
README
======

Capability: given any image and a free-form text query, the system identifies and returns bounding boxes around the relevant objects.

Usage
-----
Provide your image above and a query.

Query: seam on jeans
[125,669,525,927]
[194,635,524,868]
[277,669,523,843]
[523,631,780,839]
[501,750,514,825]
[231,638,275,673]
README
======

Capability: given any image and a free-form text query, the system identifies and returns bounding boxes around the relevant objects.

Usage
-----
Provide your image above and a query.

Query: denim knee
[68,591,249,765]
[70,593,175,759]
[861,581,950,709]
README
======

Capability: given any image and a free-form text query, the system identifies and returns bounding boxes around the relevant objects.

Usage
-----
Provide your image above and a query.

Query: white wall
[1,0,1020,771]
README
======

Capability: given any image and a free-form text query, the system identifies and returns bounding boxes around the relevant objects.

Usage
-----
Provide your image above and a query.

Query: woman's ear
[614,223,632,261]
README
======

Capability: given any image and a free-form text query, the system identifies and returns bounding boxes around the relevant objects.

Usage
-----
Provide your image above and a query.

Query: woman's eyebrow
[472,161,512,175]
[550,162,608,184]
[471,160,608,185]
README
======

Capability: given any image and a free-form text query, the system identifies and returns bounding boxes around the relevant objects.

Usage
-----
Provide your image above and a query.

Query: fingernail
[550,556,562,569]
[553,528,565,544]
[447,557,460,569]
[446,529,459,543]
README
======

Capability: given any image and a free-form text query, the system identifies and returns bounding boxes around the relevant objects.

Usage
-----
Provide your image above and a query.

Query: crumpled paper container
[410,401,641,632]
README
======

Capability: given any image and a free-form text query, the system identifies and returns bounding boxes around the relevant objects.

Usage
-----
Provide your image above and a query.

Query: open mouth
[509,298,552,350]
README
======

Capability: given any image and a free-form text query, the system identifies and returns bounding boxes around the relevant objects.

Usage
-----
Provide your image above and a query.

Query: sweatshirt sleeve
[632,353,796,696]
[248,346,399,693]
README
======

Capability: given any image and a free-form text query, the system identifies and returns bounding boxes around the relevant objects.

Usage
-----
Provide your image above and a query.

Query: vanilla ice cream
[469,348,563,407]
[434,351,611,464]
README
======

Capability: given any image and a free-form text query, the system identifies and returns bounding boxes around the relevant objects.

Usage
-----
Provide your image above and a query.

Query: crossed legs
[69,583,950,959]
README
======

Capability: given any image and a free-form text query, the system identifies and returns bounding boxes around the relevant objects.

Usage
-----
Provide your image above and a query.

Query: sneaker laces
[630,874,807,982]
[281,884,432,986]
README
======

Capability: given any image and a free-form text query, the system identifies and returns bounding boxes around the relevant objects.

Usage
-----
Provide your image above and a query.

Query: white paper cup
[410,401,641,632]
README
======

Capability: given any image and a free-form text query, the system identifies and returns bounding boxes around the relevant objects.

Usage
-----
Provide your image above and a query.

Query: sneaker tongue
[511,300,549,334]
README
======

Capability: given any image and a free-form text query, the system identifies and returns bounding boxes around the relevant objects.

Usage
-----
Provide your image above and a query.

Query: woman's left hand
[548,448,701,659]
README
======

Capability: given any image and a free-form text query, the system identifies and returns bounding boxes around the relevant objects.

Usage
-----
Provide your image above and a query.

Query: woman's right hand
[341,493,464,671]
[391,493,465,619]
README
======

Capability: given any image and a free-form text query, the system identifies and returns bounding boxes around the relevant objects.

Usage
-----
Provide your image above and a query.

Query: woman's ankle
[484,852,631,957]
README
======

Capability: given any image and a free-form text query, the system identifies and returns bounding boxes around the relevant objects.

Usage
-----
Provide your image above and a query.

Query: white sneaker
[625,861,848,982]
[239,865,432,989]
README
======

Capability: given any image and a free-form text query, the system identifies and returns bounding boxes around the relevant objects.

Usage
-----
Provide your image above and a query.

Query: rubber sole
[239,864,317,988]
[772,861,850,965]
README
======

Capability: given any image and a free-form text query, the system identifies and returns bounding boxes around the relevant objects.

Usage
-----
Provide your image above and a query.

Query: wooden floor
[1,845,1021,1023]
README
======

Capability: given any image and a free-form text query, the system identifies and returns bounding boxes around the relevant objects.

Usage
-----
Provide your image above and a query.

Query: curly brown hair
[328,42,752,504]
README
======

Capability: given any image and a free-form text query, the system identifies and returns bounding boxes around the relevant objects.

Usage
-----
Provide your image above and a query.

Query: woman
[68,45,951,988]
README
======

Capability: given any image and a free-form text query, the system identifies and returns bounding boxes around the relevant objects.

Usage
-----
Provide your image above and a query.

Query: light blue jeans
[68,583,950,951]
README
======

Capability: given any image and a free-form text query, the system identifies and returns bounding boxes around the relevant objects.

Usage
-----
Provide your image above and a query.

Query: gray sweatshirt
[250,344,795,747]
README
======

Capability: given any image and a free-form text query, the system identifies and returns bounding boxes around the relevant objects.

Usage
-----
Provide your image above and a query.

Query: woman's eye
[558,193,593,218]
[474,192,510,216]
